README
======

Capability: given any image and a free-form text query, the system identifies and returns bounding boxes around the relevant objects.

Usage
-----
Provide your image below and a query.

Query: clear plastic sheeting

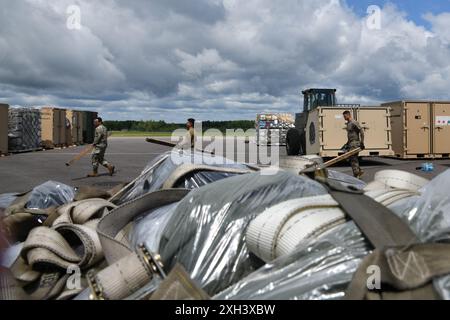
[26,181,76,210]
[215,169,450,300]
[157,171,328,296]
[0,193,18,210]
[385,169,450,299]
[327,170,366,190]
[387,169,450,243]
[129,202,179,252]
[214,222,369,300]
[118,151,250,204]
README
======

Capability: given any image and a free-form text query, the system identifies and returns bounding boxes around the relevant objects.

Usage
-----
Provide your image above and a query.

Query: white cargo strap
[246,195,346,262]
[365,189,419,207]
[162,164,253,190]
[365,170,429,192]
[88,189,190,300]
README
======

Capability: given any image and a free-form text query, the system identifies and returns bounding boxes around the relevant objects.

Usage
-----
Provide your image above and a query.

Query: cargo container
[82,111,98,144]
[256,113,294,146]
[8,108,42,152]
[0,104,8,154]
[287,88,394,158]
[66,110,83,145]
[305,106,394,158]
[41,107,67,147]
[431,102,450,158]
[382,101,450,159]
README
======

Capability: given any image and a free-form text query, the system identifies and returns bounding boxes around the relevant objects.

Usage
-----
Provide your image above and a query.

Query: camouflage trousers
[92,147,109,171]
[348,142,361,177]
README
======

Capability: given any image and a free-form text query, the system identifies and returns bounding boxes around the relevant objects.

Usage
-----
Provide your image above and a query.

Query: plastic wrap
[0,193,18,210]
[214,169,450,300]
[327,170,366,190]
[129,202,179,252]
[385,169,450,299]
[214,221,369,300]
[118,151,250,204]
[26,181,76,210]
[156,171,328,295]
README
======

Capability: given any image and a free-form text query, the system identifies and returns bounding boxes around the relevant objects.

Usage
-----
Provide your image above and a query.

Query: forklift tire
[286,129,302,156]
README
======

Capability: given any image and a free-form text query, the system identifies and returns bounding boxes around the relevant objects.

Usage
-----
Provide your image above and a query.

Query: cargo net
[8,108,41,152]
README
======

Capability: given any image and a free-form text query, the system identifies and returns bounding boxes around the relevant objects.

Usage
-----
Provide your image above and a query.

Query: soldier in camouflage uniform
[343,111,365,179]
[177,118,195,150]
[88,117,115,177]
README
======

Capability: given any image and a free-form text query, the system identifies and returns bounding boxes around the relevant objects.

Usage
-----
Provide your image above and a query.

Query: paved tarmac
[0,137,449,194]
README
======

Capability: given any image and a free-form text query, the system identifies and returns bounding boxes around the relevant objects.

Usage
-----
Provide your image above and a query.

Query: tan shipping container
[306,106,394,157]
[382,101,450,159]
[0,104,8,154]
[41,107,67,147]
[431,102,450,158]
[66,110,83,145]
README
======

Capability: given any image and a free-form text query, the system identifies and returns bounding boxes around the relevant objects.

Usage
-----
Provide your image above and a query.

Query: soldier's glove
[360,143,365,150]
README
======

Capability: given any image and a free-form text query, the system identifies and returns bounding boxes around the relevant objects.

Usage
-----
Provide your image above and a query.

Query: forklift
[286,88,359,156]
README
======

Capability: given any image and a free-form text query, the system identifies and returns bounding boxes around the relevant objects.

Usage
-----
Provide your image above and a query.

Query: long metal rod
[145,137,215,155]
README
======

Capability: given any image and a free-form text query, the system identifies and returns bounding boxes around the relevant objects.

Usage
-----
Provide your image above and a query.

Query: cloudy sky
[1,0,450,122]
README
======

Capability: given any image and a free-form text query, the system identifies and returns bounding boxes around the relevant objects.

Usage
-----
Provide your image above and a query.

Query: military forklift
[286,88,394,158]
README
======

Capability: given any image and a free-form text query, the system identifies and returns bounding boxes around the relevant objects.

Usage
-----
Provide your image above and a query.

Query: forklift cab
[302,88,337,111]
[286,88,338,156]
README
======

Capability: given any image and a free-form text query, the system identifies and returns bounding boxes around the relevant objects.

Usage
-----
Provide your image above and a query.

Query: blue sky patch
[345,0,450,29]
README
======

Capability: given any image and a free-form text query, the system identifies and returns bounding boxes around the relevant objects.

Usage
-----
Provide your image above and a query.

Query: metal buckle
[138,244,167,280]
[86,270,105,300]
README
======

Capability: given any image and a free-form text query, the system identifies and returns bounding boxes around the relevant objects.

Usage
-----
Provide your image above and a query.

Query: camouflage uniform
[92,124,109,172]
[345,119,365,177]
[178,127,195,150]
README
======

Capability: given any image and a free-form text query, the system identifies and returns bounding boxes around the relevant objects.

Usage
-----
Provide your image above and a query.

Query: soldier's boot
[106,164,115,176]
[357,170,365,179]
[87,168,98,178]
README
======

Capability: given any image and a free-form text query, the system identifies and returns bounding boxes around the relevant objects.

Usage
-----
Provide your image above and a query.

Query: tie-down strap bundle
[5,198,116,300]
[318,177,449,300]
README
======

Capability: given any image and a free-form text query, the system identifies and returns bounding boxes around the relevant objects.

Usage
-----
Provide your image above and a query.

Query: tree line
[104,120,256,133]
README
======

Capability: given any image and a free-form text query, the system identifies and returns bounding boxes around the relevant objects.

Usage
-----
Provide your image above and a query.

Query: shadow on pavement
[328,158,392,168]
[71,172,119,181]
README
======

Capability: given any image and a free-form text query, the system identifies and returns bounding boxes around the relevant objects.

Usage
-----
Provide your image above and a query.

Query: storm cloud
[0,0,449,121]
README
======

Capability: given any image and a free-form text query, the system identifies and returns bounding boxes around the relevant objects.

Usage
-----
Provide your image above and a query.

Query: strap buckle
[137,244,167,280]
[86,270,105,301]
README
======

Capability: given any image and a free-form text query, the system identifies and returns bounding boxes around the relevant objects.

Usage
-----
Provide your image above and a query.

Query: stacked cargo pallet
[256,113,295,146]
[82,111,98,144]
[8,108,42,153]
[66,110,84,146]
[382,101,450,159]
[0,104,8,154]
[41,107,67,148]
